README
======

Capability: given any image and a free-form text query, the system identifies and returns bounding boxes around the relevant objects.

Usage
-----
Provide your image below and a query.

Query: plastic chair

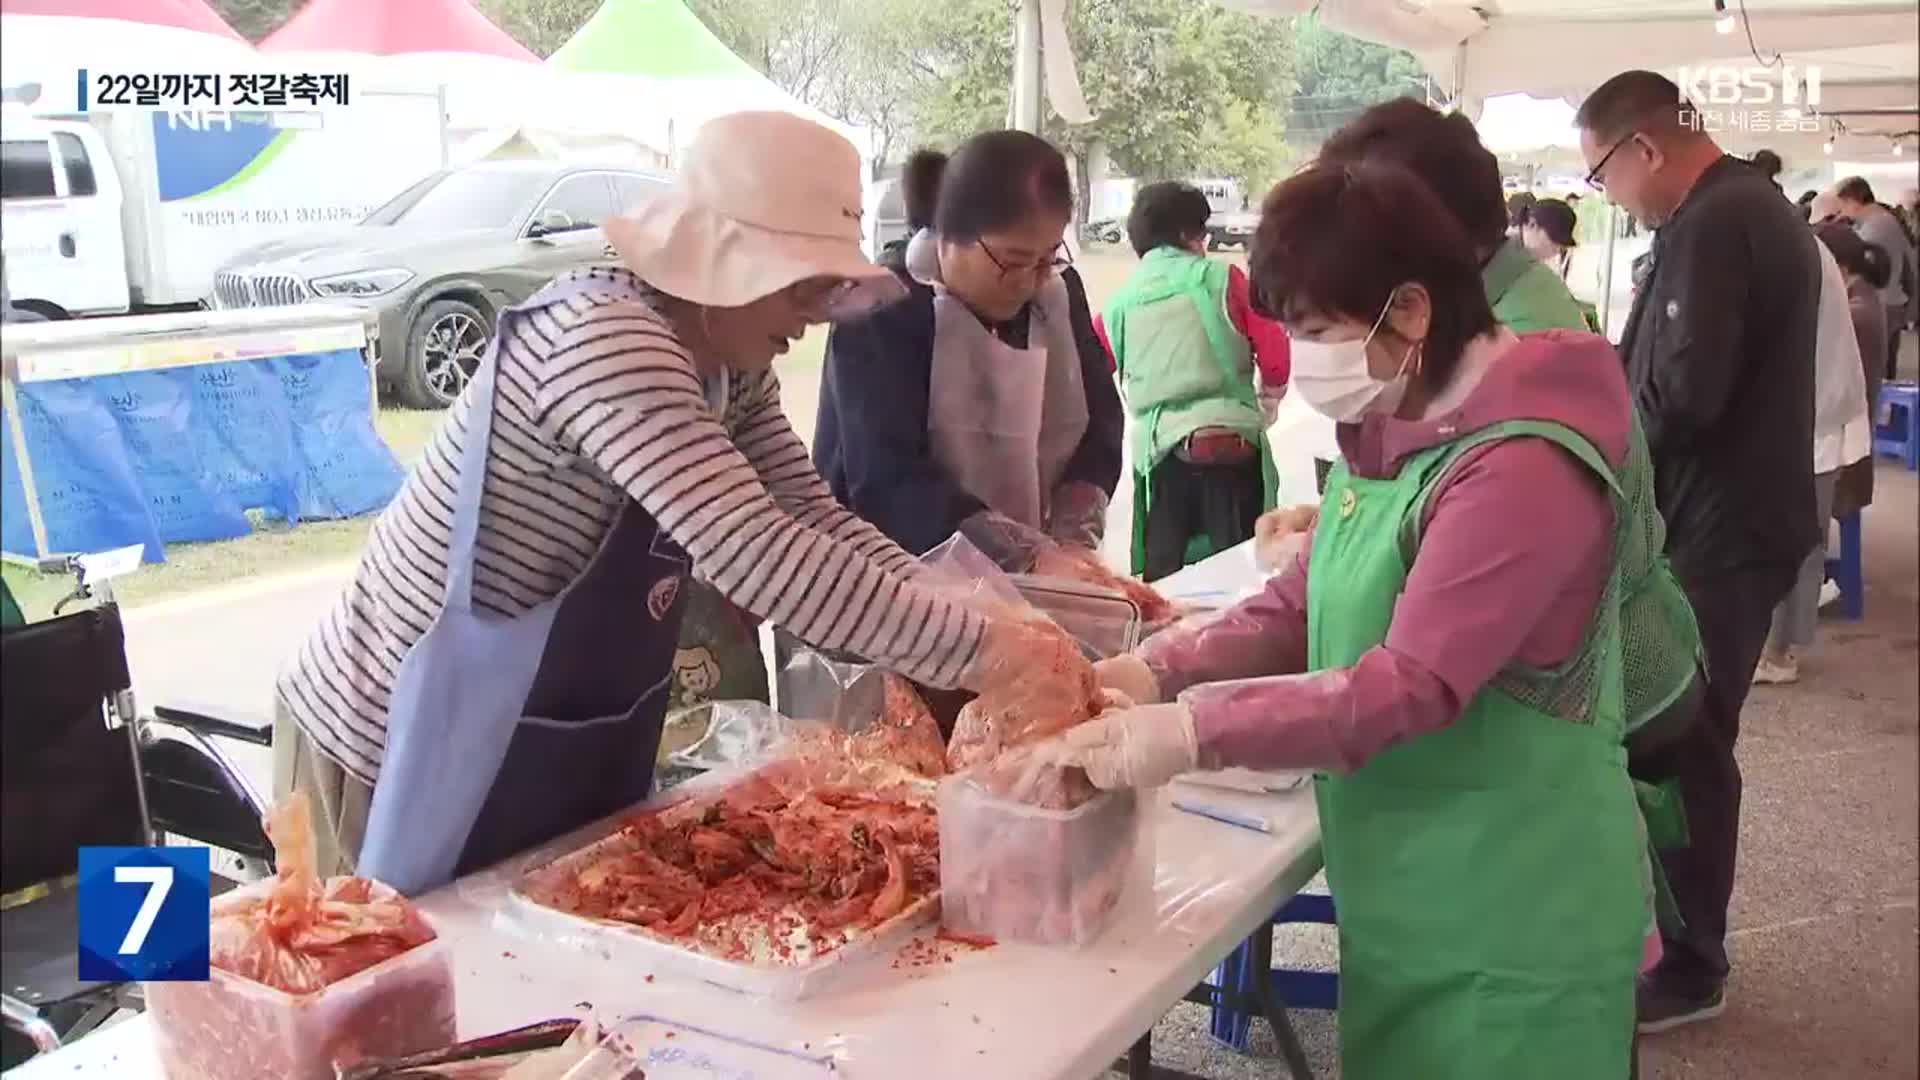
[1824,511,1865,620]
[1875,381,1919,471]
[1206,891,1340,1051]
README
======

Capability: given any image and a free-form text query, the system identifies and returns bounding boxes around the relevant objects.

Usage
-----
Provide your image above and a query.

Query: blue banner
[3,349,404,563]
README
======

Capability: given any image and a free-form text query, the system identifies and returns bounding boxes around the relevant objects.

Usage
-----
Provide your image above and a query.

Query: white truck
[0,92,447,319]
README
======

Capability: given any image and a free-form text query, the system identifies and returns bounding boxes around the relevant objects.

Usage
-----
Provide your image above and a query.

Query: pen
[1171,799,1273,834]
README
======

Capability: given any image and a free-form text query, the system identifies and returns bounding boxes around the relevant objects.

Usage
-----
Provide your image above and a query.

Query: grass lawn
[2,247,1156,619]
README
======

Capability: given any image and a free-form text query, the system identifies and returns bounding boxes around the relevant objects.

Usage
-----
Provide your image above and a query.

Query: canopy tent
[0,0,241,39]
[0,11,253,114]
[545,0,867,160]
[260,0,536,61]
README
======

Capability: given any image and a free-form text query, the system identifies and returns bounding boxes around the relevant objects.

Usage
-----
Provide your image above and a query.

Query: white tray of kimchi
[507,759,942,1000]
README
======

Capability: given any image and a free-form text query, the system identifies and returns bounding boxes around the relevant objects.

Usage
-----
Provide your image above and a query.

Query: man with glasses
[1576,69,1822,1034]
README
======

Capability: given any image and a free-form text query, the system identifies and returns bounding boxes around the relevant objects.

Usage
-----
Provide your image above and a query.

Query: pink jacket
[1140,330,1632,773]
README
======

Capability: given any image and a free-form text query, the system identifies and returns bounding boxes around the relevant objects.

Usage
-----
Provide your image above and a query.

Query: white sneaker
[1818,580,1842,610]
[1753,656,1800,686]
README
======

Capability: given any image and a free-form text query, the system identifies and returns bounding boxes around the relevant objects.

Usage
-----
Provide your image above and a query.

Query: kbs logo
[1674,64,1824,134]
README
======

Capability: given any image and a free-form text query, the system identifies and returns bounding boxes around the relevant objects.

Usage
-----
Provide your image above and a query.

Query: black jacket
[1618,156,1821,580]
[814,261,1124,555]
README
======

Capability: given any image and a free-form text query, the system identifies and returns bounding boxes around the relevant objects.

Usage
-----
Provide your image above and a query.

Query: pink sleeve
[1183,439,1614,773]
[1138,531,1313,696]
[1227,265,1291,386]
[1093,313,1116,374]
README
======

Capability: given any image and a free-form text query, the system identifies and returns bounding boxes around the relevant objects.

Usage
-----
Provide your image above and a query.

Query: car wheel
[400,298,490,409]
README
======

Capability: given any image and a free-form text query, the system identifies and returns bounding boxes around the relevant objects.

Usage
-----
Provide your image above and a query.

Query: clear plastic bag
[938,776,1150,946]
[149,794,455,1079]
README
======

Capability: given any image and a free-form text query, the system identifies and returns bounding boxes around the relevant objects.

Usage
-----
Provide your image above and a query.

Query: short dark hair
[1125,181,1212,256]
[932,130,1073,242]
[1835,176,1877,205]
[1576,70,1696,141]
[1797,189,1820,205]
[1750,149,1783,179]
[1529,199,1579,247]
[1318,97,1508,254]
[1816,221,1893,289]
[1507,192,1537,228]
[1249,160,1498,396]
[900,149,948,233]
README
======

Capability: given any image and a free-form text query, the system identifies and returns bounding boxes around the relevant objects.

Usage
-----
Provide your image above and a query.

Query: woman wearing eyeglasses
[815,131,1125,576]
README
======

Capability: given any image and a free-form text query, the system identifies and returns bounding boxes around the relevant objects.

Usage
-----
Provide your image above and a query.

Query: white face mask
[1288,292,1418,423]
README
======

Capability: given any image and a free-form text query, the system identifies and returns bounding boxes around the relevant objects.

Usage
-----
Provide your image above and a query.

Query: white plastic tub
[937,777,1150,946]
[146,907,455,1079]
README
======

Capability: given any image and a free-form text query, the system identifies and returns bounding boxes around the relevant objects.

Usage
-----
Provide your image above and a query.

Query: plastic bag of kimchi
[208,792,438,993]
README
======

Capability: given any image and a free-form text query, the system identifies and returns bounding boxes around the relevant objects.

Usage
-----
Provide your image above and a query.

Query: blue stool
[1876,382,1919,471]
[1825,511,1864,620]
[1206,891,1339,1051]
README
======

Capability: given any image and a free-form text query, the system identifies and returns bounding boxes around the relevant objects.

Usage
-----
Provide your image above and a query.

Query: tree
[910,0,1296,222]
[1286,14,1425,151]
[475,0,599,57]
[208,0,298,42]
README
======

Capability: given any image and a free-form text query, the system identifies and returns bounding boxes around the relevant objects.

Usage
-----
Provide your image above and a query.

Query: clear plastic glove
[960,611,1091,696]
[1056,703,1200,790]
[958,510,1056,575]
[1094,654,1162,706]
[1046,481,1111,550]
[1253,504,1319,572]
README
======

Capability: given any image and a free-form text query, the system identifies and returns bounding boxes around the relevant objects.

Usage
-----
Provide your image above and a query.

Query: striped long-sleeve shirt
[278,268,986,785]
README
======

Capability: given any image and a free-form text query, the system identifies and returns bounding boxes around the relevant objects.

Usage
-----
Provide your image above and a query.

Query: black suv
[213,160,669,408]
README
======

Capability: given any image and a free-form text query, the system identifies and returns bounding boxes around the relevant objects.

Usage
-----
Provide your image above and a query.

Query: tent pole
[436,84,451,168]
[1012,0,1042,133]
[1599,202,1619,338]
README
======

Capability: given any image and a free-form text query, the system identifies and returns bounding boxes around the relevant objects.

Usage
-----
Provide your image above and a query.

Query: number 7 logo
[78,847,210,982]
[114,865,174,955]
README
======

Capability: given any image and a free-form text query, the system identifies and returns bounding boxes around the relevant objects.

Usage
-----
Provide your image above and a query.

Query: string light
[1712,0,1737,34]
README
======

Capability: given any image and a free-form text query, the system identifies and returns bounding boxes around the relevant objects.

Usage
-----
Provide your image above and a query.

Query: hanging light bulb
[1713,0,1737,34]
[1896,143,1906,157]
[1823,138,1835,156]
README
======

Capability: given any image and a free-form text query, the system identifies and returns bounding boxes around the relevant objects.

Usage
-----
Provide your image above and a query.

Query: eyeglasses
[977,239,1073,280]
[1585,132,1637,191]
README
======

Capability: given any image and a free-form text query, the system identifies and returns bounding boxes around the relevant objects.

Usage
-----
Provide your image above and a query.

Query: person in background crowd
[1825,225,1893,538]
[816,131,1124,576]
[878,149,948,271]
[1832,176,1917,379]
[1578,69,1821,1032]
[1521,197,1579,280]
[1795,189,1820,223]
[1320,99,1592,335]
[1093,181,1289,581]
[1748,149,1785,198]
[1753,224,1878,685]
[1061,160,1674,1078]
[1506,190,1537,236]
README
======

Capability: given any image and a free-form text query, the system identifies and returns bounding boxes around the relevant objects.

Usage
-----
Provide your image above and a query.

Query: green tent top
[547,0,763,81]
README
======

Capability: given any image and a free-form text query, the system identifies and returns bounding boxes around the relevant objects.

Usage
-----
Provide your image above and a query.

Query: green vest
[1103,247,1263,474]
[1482,237,1592,334]
[1309,419,1649,1078]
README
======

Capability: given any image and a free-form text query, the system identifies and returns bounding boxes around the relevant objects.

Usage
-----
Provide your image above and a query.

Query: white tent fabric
[1216,0,1917,162]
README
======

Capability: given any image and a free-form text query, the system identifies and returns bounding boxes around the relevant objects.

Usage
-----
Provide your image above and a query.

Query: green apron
[1105,249,1280,576]
[1309,420,1646,1078]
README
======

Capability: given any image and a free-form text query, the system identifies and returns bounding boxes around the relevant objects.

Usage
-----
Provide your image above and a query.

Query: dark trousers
[1887,307,1906,382]
[1140,453,1265,583]
[1628,562,1796,989]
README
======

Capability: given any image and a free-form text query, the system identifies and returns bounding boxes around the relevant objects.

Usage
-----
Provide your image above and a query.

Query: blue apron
[359,280,690,895]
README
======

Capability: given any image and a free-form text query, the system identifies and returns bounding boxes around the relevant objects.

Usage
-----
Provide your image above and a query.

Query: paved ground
[111,329,1918,1079]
